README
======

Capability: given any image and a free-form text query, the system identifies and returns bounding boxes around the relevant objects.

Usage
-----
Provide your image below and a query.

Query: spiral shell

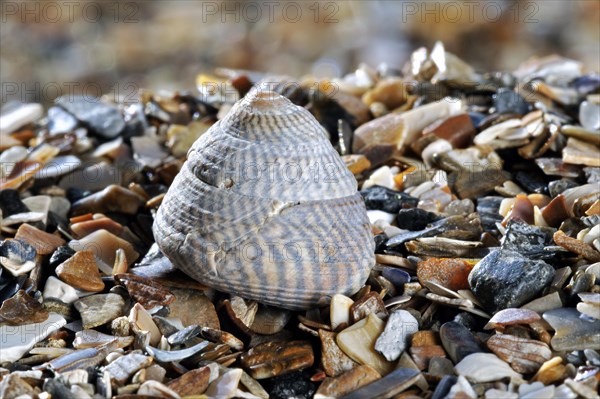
[153,90,375,310]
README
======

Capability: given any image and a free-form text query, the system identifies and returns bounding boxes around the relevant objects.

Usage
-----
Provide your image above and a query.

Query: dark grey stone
[515,170,548,195]
[571,273,595,296]
[431,375,458,399]
[501,219,555,259]
[548,179,579,198]
[152,315,180,338]
[494,87,531,115]
[43,379,77,399]
[543,308,600,351]
[0,189,29,217]
[396,208,441,231]
[381,267,410,289]
[167,324,201,346]
[453,312,481,331]
[56,95,125,138]
[440,321,484,363]
[49,246,75,269]
[468,249,555,312]
[361,185,418,214]
[476,196,504,231]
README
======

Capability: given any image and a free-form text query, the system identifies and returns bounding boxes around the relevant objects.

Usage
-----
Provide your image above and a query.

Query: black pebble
[396,208,441,231]
[66,187,90,203]
[453,312,481,331]
[0,274,28,303]
[515,170,548,194]
[267,370,316,399]
[361,185,418,213]
[49,246,76,269]
[374,233,387,253]
[0,189,29,217]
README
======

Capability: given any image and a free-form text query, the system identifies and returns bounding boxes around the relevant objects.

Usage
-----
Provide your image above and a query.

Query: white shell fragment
[454,353,522,383]
[0,313,67,363]
[154,91,375,310]
[43,276,79,304]
[0,103,43,135]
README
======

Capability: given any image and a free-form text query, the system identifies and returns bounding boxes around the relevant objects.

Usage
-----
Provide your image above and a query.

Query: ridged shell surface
[153,90,375,310]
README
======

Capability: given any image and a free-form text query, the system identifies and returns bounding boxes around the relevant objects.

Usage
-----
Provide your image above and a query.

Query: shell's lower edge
[153,226,375,310]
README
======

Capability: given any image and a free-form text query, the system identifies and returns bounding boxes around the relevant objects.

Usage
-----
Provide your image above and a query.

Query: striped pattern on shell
[153,90,375,310]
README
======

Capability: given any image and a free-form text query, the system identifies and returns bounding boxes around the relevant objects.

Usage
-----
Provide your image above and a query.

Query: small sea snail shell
[153,90,375,310]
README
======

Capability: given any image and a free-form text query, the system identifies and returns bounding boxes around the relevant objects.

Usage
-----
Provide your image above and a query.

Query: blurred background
[1,0,599,106]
